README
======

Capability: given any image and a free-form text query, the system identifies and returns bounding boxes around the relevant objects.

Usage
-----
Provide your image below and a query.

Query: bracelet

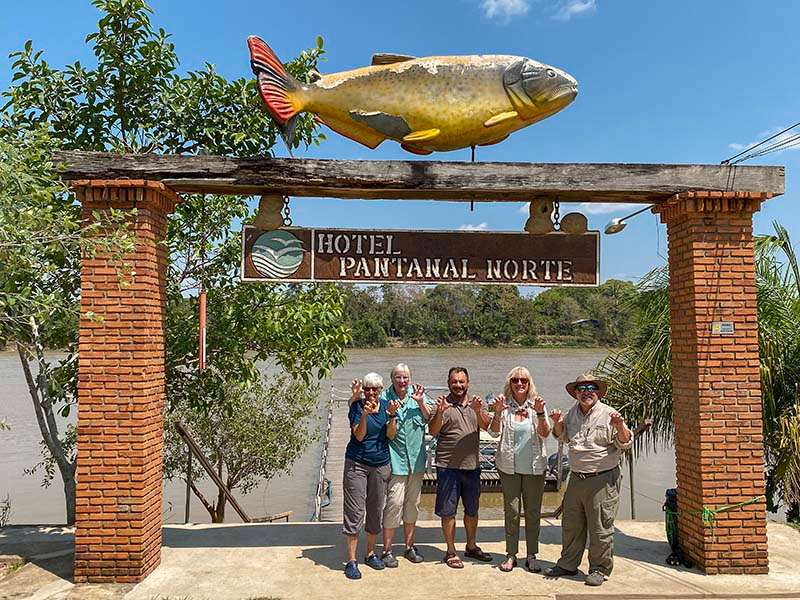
[536,412,546,419]
[387,415,397,419]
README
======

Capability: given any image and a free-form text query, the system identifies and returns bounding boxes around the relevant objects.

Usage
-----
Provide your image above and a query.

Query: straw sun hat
[565,372,607,399]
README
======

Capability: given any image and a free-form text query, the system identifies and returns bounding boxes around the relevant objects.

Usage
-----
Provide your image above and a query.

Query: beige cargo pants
[555,465,621,575]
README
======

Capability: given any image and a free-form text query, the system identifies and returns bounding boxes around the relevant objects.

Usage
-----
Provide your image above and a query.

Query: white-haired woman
[342,372,399,580]
[379,363,432,567]
[488,366,550,573]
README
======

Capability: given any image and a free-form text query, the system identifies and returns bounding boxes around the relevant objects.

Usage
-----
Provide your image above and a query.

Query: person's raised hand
[351,378,362,398]
[411,384,426,404]
[388,399,400,416]
[469,395,484,413]
[436,395,449,414]
[550,409,564,425]
[364,398,379,414]
[609,411,626,430]
[533,395,546,414]
[494,394,509,414]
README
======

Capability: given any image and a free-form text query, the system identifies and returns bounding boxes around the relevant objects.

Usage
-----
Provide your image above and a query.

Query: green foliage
[0,127,134,346]
[3,0,324,155]
[1,0,347,522]
[163,375,319,522]
[337,281,638,348]
[0,125,135,524]
[596,222,800,516]
[25,424,78,488]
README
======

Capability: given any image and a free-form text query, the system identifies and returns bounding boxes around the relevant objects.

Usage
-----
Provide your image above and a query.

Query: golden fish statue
[248,36,577,155]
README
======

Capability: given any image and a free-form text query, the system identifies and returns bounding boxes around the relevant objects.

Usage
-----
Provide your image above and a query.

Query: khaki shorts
[383,472,425,529]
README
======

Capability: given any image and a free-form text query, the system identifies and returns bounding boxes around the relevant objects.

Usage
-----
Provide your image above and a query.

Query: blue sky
[2,0,798,285]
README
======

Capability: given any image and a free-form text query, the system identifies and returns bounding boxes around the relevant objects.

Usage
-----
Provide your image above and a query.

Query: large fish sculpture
[247,36,577,155]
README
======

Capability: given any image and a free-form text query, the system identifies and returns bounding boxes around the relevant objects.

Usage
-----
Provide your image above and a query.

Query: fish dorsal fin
[371,53,417,66]
[403,128,440,142]
[484,111,519,128]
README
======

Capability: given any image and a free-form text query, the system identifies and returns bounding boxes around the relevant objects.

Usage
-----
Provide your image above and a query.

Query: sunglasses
[362,386,381,392]
[511,377,529,384]
[576,384,598,392]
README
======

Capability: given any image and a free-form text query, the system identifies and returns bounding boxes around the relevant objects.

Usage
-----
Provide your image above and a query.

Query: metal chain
[552,199,561,230]
[282,194,293,226]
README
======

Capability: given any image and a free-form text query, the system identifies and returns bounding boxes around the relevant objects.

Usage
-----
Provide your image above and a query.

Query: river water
[0,347,687,525]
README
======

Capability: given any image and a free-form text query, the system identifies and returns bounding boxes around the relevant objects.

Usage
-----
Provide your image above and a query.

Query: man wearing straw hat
[544,373,632,587]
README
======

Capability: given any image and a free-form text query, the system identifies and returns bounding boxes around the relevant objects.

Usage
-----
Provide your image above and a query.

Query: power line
[721,120,800,165]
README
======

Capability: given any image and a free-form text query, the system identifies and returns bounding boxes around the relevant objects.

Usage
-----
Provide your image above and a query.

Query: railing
[176,421,251,523]
[311,386,349,521]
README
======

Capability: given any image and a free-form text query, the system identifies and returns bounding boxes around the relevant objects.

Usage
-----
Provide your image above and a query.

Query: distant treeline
[338,280,640,348]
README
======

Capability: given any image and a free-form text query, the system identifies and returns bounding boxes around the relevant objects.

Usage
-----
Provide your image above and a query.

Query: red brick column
[656,191,772,574]
[73,181,178,583]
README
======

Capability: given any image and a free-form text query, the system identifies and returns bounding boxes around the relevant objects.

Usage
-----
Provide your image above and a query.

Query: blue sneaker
[344,560,361,579]
[365,553,386,570]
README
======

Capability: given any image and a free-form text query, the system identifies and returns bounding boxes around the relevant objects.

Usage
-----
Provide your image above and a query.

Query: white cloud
[552,0,597,21]
[726,126,800,160]
[574,202,642,215]
[519,201,641,216]
[459,222,490,231]
[481,0,529,21]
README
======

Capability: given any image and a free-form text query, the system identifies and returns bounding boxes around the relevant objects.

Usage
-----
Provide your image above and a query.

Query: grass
[0,558,28,577]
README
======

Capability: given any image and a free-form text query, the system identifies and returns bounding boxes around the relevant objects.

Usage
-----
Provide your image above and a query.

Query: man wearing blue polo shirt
[379,363,434,567]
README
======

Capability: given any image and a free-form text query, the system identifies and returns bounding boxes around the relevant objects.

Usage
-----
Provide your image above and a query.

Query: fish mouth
[549,82,578,103]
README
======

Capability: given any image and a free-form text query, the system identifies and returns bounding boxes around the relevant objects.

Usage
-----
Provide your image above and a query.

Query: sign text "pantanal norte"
[241,226,599,286]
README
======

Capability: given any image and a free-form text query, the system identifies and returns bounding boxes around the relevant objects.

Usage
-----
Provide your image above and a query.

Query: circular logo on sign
[251,230,305,279]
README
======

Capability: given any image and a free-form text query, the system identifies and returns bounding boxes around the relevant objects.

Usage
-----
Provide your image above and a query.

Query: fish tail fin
[248,36,304,152]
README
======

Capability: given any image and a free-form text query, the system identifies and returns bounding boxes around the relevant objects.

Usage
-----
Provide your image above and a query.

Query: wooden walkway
[319,401,350,522]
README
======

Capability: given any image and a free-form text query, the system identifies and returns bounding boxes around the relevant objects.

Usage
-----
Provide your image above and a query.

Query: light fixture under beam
[604,205,655,235]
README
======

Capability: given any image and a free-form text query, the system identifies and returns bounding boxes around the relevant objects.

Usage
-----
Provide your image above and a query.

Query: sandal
[499,554,517,572]
[464,545,492,562]
[444,551,464,569]
[525,556,541,573]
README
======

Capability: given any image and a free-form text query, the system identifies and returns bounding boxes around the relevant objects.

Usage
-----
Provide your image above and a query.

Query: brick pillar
[655,191,772,574]
[73,181,178,583]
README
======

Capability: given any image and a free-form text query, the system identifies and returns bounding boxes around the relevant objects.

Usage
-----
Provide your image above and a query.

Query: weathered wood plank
[54,151,785,203]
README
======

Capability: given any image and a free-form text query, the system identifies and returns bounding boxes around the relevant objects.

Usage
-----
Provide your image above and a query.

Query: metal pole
[184,442,192,524]
[628,453,636,520]
[555,442,564,491]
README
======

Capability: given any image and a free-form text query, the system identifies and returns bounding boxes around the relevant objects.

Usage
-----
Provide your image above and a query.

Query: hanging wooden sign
[241,226,599,286]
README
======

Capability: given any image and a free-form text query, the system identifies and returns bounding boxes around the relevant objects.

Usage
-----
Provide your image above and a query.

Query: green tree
[0,126,135,523]
[597,222,800,518]
[2,0,349,522]
[467,286,519,345]
[422,285,478,344]
[338,285,387,347]
[162,374,318,522]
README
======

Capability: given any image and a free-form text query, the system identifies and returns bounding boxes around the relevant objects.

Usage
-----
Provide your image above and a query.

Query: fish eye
[546,69,557,78]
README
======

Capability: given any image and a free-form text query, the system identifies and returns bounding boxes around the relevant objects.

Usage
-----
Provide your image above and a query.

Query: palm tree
[596,221,800,519]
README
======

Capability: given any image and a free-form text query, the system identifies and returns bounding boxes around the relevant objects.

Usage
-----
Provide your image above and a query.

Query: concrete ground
[1,520,799,600]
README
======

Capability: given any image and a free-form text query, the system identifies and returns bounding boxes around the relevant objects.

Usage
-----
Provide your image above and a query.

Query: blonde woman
[488,366,550,573]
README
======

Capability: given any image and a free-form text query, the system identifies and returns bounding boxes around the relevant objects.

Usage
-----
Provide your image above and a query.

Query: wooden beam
[54,151,785,203]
